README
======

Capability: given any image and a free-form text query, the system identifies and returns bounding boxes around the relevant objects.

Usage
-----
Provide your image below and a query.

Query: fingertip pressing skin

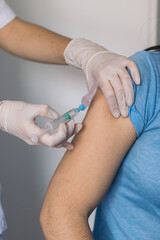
[62,123,83,150]
[121,107,129,118]
[75,124,83,133]
[113,110,120,119]
[63,142,74,151]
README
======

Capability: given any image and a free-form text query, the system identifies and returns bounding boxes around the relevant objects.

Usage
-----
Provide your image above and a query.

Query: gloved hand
[64,38,140,118]
[0,101,82,150]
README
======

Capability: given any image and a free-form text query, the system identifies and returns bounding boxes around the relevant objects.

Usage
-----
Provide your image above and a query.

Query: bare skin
[0,17,71,64]
[40,89,137,240]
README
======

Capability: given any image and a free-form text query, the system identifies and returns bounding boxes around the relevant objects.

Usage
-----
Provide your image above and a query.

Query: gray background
[0,0,158,239]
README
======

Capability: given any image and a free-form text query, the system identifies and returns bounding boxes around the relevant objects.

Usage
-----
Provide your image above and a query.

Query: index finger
[126,59,141,85]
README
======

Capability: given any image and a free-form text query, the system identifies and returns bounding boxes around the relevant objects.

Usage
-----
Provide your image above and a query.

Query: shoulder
[128,51,160,136]
[129,50,160,78]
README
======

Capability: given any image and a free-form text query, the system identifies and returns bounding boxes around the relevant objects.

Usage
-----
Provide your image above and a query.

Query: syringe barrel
[49,108,78,131]
[67,108,78,118]
[31,108,78,143]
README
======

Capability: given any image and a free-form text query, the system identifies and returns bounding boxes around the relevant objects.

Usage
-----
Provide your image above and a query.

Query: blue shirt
[93,51,160,239]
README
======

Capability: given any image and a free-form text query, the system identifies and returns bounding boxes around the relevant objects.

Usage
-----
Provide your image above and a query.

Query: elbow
[40,168,92,238]
[40,195,63,239]
[40,205,52,239]
[40,200,62,239]
[40,205,49,231]
[40,190,89,238]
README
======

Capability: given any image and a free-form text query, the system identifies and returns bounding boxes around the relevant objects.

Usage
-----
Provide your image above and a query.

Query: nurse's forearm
[0,17,71,64]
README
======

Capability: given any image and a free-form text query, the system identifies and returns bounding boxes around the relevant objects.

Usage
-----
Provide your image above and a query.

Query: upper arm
[42,89,137,218]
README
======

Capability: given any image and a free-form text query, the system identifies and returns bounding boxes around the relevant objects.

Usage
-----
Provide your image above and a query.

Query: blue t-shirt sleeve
[128,51,160,137]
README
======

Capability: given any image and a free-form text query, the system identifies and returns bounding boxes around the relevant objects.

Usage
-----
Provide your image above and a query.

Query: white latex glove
[64,38,140,118]
[0,101,82,150]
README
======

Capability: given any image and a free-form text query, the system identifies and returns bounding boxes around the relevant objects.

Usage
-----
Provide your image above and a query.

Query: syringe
[31,108,79,143]
[31,81,98,143]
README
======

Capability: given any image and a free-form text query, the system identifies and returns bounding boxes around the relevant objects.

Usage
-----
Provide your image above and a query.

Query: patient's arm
[40,89,137,240]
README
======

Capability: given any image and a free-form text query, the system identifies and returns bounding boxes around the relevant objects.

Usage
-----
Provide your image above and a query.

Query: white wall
[0,0,158,239]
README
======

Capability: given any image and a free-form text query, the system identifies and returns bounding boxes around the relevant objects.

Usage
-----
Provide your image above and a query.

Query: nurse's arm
[0,17,70,64]
[40,89,137,240]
